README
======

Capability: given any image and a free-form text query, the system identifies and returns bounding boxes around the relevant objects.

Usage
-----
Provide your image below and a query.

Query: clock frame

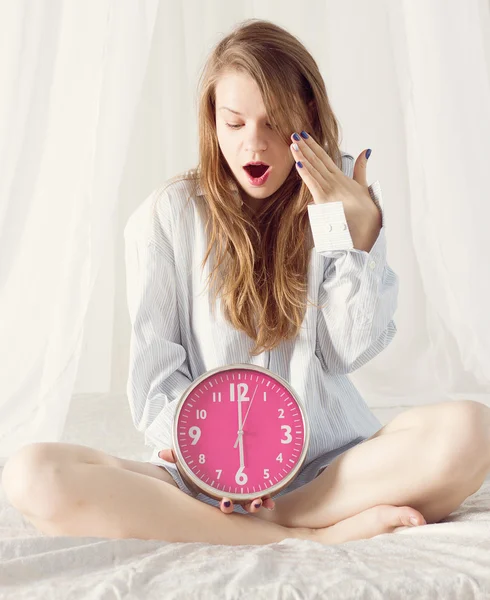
[171,363,310,505]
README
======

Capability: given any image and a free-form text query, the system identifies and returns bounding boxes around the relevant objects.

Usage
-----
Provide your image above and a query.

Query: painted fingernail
[296,161,303,168]
[224,500,231,507]
[292,132,301,141]
[366,149,372,159]
[292,143,299,151]
[300,131,309,139]
[254,502,261,508]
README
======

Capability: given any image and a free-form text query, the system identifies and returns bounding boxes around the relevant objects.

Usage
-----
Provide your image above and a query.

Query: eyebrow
[218,106,244,116]
[218,106,268,119]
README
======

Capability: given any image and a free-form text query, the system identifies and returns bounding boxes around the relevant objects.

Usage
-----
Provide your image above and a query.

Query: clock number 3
[280,425,292,444]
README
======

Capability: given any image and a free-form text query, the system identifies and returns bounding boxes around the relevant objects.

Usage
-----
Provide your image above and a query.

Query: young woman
[3,19,489,547]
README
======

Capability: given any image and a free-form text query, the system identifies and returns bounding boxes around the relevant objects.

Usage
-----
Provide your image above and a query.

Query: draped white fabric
[0,0,160,463]
[1,1,489,465]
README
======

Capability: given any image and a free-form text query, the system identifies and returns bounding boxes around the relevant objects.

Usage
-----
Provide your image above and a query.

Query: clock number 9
[188,425,201,445]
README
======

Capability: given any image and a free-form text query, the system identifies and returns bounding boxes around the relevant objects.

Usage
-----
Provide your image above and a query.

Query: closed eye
[226,123,274,130]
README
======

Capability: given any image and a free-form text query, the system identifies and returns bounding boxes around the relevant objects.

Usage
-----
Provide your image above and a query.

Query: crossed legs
[2,400,488,543]
[254,400,490,529]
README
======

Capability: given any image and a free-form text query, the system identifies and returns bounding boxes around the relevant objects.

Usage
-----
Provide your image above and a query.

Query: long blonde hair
[185,19,344,356]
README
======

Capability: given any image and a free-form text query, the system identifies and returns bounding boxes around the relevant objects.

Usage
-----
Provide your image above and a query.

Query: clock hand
[236,394,246,476]
[233,384,259,448]
[233,391,243,449]
[241,384,258,429]
[233,430,247,487]
[238,430,245,469]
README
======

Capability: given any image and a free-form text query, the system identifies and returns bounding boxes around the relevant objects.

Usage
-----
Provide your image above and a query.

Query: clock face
[173,365,309,501]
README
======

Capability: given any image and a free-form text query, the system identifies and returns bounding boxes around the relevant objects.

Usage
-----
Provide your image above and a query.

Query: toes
[382,505,426,528]
[369,505,427,530]
[399,506,426,527]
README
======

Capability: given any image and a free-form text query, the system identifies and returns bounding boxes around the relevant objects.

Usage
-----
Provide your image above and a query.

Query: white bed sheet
[1,393,489,600]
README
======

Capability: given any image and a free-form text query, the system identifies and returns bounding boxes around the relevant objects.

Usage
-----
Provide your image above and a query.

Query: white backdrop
[1,0,490,465]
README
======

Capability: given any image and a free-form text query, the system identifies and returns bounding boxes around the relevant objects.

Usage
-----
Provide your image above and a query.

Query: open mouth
[243,164,270,178]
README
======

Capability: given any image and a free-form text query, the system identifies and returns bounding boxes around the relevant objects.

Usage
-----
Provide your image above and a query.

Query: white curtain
[0,0,161,463]
[1,0,489,465]
[367,0,490,403]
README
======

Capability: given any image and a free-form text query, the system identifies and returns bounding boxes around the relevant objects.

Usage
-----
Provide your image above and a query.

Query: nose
[244,125,269,151]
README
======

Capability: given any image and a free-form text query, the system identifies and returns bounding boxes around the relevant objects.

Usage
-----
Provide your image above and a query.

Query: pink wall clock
[172,363,310,506]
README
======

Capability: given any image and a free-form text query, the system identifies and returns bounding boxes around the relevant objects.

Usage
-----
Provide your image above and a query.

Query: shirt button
[369,260,376,269]
[341,223,347,231]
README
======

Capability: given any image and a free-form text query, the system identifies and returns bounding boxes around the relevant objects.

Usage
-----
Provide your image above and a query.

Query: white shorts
[148,436,367,515]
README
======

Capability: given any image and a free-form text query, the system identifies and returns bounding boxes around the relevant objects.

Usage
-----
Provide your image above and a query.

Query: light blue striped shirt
[124,153,395,492]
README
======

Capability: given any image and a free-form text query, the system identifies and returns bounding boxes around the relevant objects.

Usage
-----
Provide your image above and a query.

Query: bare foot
[297,505,427,546]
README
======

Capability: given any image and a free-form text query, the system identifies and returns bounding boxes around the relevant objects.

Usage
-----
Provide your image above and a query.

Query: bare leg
[2,443,310,546]
[2,442,426,546]
[255,402,490,529]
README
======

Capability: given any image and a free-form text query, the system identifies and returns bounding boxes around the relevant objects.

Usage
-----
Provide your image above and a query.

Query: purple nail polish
[254,502,261,508]
[224,500,231,507]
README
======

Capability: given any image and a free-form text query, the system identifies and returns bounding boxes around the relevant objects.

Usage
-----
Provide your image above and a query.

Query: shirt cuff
[307,180,385,254]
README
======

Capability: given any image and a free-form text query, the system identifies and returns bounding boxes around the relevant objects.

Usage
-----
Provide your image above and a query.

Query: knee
[433,400,490,483]
[2,442,68,520]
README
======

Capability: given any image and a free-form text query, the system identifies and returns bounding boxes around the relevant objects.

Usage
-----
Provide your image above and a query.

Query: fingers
[262,497,276,510]
[291,146,328,203]
[290,134,331,203]
[245,498,264,513]
[220,497,234,514]
[291,131,340,175]
[219,497,276,514]
[158,449,176,462]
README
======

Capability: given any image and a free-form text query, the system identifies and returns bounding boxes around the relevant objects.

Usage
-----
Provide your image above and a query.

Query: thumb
[158,449,176,462]
[353,149,371,187]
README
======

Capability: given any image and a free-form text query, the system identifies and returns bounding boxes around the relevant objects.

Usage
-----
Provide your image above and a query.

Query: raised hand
[290,131,382,251]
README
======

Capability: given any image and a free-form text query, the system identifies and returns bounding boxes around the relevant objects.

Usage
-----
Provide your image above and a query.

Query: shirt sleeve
[124,203,194,452]
[307,181,399,374]
[307,180,384,252]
